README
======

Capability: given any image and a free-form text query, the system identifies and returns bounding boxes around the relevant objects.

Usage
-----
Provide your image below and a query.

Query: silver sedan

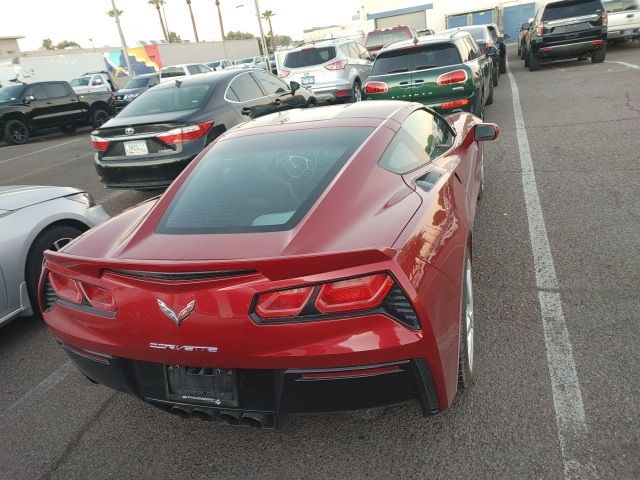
[0,185,109,327]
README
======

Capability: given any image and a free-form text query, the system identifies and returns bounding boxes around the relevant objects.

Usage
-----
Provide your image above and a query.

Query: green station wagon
[363,31,495,118]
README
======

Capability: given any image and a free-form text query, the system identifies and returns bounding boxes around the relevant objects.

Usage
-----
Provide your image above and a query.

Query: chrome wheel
[51,237,73,251]
[464,258,474,371]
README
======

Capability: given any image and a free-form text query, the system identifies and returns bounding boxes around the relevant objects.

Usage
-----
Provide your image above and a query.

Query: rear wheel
[499,55,507,74]
[91,108,110,128]
[26,224,84,316]
[4,119,29,145]
[475,91,485,120]
[524,48,530,66]
[351,80,362,103]
[458,250,475,392]
[528,51,541,71]
[492,67,499,87]
[592,45,607,63]
[486,81,494,106]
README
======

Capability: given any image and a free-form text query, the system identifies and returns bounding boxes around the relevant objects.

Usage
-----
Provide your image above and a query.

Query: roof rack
[297,33,363,48]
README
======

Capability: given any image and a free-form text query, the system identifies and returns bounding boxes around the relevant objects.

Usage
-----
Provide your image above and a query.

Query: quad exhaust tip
[167,404,274,428]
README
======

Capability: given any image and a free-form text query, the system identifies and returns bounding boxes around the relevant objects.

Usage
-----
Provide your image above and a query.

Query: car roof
[152,70,236,89]
[290,37,354,51]
[134,72,159,78]
[378,32,468,54]
[223,101,416,137]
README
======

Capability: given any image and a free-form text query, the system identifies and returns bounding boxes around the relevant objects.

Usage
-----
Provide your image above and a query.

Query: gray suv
[279,38,373,104]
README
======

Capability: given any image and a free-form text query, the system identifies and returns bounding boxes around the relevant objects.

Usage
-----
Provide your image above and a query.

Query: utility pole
[216,0,225,41]
[253,0,269,56]
[110,0,134,77]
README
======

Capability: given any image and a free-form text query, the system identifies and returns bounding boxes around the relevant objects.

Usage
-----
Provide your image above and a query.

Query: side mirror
[522,23,531,30]
[290,80,300,95]
[474,123,500,141]
[486,45,498,56]
[23,95,36,104]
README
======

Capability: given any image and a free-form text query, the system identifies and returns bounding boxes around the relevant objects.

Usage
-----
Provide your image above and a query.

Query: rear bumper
[309,83,354,104]
[607,27,640,40]
[59,341,439,428]
[532,36,607,60]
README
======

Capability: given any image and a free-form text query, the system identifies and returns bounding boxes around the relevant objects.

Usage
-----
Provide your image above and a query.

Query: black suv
[525,0,608,71]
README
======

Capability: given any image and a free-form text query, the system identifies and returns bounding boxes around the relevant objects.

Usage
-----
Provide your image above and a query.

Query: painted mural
[103,45,162,77]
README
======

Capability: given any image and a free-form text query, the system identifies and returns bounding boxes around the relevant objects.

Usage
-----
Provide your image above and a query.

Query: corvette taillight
[253,273,401,322]
[156,120,214,145]
[315,274,394,314]
[255,286,314,318]
[46,271,116,312]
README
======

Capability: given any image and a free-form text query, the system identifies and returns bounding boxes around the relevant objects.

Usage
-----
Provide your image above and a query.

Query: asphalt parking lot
[1,43,638,480]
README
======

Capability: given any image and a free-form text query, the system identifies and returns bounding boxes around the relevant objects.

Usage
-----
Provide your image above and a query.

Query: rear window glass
[462,27,486,42]
[365,28,413,48]
[284,47,337,68]
[161,67,185,78]
[602,0,638,11]
[157,127,373,234]
[373,43,461,75]
[70,77,90,87]
[119,84,210,116]
[543,0,604,20]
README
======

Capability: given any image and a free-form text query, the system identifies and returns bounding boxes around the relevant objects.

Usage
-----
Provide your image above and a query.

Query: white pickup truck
[69,72,116,94]
[603,0,640,41]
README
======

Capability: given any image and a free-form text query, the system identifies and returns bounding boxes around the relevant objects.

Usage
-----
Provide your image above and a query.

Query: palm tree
[107,8,124,17]
[215,0,225,41]
[261,10,276,53]
[149,0,168,41]
[186,0,199,42]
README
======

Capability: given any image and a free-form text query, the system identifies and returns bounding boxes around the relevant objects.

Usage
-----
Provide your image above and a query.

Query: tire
[458,248,475,392]
[475,91,485,120]
[520,44,526,60]
[492,68,499,87]
[524,48,530,66]
[351,80,362,103]
[90,108,110,129]
[499,56,507,74]
[307,99,317,108]
[4,119,29,145]
[59,125,77,134]
[486,81,494,106]
[517,46,521,56]
[25,224,85,316]
[528,50,541,71]
[592,45,607,63]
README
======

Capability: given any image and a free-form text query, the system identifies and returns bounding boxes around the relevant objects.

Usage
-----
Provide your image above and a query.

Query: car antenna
[175,79,182,88]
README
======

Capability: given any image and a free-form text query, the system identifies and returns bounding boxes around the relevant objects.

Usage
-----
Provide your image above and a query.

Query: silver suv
[279,38,373,103]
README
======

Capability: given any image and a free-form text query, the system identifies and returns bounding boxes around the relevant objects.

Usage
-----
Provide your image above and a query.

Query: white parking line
[0,361,74,421]
[605,60,640,70]
[506,58,594,479]
[0,138,84,166]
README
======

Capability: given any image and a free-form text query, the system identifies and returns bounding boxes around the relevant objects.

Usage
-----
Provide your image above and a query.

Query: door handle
[241,107,252,116]
[413,79,424,84]
[399,81,410,85]
[274,98,282,106]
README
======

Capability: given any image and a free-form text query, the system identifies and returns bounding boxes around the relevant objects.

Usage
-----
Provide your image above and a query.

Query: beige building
[0,36,24,58]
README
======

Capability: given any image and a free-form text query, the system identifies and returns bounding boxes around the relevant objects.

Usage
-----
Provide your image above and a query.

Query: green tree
[261,10,276,53]
[42,38,55,50]
[186,0,199,42]
[225,31,255,40]
[149,0,168,41]
[56,40,81,49]
[167,31,182,43]
[106,8,123,17]
[273,34,291,48]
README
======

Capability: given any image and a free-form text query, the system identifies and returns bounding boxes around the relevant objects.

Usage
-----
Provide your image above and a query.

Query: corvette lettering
[149,343,218,353]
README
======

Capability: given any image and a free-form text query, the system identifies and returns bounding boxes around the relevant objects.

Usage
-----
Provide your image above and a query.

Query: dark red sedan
[40,101,498,428]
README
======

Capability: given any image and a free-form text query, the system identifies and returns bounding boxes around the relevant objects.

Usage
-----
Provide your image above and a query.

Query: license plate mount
[301,75,315,85]
[165,366,238,407]
[124,140,148,156]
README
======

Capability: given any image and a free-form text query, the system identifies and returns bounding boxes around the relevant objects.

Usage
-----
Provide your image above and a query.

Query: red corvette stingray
[40,101,498,428]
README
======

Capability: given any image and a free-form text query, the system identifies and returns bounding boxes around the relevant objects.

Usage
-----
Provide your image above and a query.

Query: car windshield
[543,0,603,20]
[70,77,91,87]
[0,85,25,102]
[365,29,412,48]
[372,43,462,75]
[157,127,374,234]
[208,61,221,68]
[161,67,185,78]
[602,0,638,11]
[284,47,337,68]
[118,84,211,116]
[238,58,254,64]
[124,77,151,89]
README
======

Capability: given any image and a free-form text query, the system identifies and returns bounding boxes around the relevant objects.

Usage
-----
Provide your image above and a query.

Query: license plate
[166,366,238,407]
[124,140,148,156]
[301,76,315,85]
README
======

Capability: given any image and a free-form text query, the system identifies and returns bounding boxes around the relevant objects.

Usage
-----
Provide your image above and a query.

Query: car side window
[339,44,350,57]
[187,65,199,75]
[45,83,71,98]
[253,71,289,95]
[25,84,48,100]
[196,64,209,73]
[227,73,264,102]
[378,110,454,174]
[465,37,479,60]
[92,77,104,86]
[347,43,360,59]
[148,76,159,87]
[356,43,371,60]
[457,39,471,62]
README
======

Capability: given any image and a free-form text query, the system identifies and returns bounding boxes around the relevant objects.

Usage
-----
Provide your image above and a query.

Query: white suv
[603,0,640,40]
[279,38,373,104]
[159,63,212,83]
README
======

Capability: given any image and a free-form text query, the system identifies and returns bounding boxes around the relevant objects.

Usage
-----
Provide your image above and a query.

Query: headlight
[125,92,140,100]
[65,192,96,208]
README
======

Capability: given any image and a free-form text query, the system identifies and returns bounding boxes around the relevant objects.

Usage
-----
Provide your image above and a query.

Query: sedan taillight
[47,271,117,312]
[156,120,214,145]
[278,69,290,78]
[91,135,111,151]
